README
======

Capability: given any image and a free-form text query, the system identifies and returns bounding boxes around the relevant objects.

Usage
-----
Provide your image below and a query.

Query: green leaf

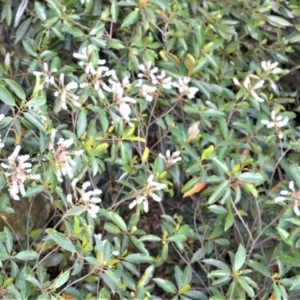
[191,248,206,263]
[3,79,25,99]
[210,156,229,173]
[237,278,254,298]
[138,264,154,288]
[77,109,87,137]
[25,185,44,197]
[224,212,234,231]
[4,227,13,253]
[104,223,121,234]
[234,244,246,271]
[121,9,139,28]
[51,270,70,289]
[124,254,154,264]
[247,260,271,279]
[168,234,187,242]
[267,15,292,27]
[25,275,41,288]
[0,116,13,130]
[207,181,229,205]
[15,18,32,44]
[237,172,264,184]
[202,259,230,272]
[35,2,47,21]
[201,145,214,161]
[153,278,177,293]
[290,275,300,291]
[23,112,45,131]
[0,85,15,106]
[139,235,162,242]
[26,96,46,107]
[62,24,84,37]
[15,250,38,260]
[22,39,37,57]
[276,255,300,266]
[46,229,76,253]
[110,212,127,231]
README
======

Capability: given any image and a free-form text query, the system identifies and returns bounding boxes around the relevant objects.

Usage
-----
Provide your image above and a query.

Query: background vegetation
[1,0,300,299]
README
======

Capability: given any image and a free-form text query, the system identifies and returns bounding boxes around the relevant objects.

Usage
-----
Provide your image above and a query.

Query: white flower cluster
[1,145,40,200]
[261,110,288,139]
[110,80,136,127]
[33,62,57,88]
[261,61,281,74]
[129,175,167,213]
[54,74,80,110]
[67,179,102,218]
[159,150,182,165]
[33,63,80,110]
[73,45,114,99]
[275,181,300,216]
[233,76,265,103]
[136,62,198,100]
[50,130,84,182]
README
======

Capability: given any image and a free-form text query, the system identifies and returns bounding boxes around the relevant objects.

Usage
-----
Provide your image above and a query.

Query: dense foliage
[1,0,300,299]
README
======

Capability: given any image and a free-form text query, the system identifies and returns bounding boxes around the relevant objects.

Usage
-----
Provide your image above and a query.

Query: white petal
[294,205,300,216]
[289,181,295,191]
[274,196,286,202]
[150,193,162,202]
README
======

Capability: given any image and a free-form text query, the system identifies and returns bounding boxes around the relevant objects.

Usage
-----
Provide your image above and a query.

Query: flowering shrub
[1,0,300,299]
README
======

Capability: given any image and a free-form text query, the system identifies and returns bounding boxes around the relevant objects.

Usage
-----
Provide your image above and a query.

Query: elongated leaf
[3,79,25,99]
[121,9,139,28]
[210,156,229,173]
[15,250,38,260]
[207,181,229,205]
[152,278,177,293]
[202,259,230,272]
[124,254,154,264]
[246,260,271,277]
[23,112,44,131]
[26,96,46,107]
[237,172,264,184]
[46,229,76,253]
[234,244,246,271]
[77,109,87,137]
[0,85,15,106]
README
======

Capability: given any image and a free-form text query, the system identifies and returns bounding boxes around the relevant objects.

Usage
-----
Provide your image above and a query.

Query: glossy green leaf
[152,278,177,293]
[234,244,246,271]
[0,85,15,106]
[121,9,139,28]
[15,250,38,260]
[46,229,76,253]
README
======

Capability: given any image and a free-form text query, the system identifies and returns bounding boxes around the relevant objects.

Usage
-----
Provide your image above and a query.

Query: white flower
[233,77,240,86]
[0,135,4,149]
[138,62,158,78]
[261,111,288,139]
[243,76,265,102]
[73,44,96,61]
[275,181,300,216]
[0,114,4,122]
[1,145,40,200]
[50,134,84,182]
[71,180,102,218]
[159,150,182,165]
[129,175,167,213]
[136,80,157,102]
[173,77,198,99]
[261,61,281,74]
[261,111,288,128]
[53,73,80,110]
[33,62,57,89]
[151,70,173,89]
